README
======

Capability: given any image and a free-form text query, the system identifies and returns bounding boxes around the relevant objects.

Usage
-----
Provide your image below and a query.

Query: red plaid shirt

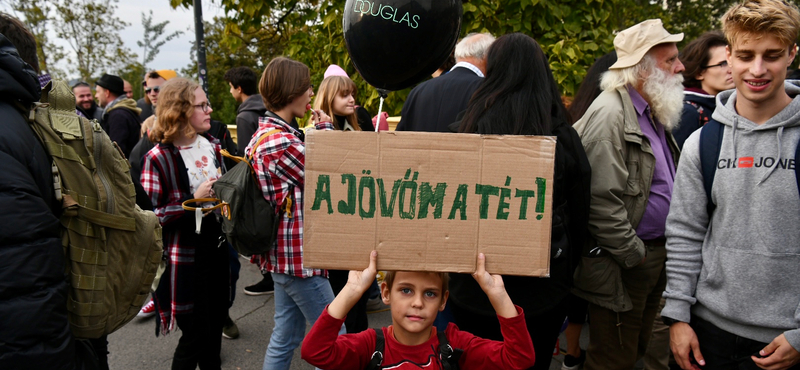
[246,117,333,278]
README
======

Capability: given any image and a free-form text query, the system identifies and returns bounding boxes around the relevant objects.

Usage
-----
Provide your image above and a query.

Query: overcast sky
[3,0,226,78]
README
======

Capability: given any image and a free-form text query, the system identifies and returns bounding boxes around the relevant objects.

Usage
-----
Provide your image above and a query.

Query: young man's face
[381,271,448,345]
[727,33,797,106]
[145,76,167,106]
[73,85,94,110]
[229,82,243,103]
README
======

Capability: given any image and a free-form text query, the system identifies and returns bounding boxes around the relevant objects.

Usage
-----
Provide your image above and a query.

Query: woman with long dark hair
[454,33,591,370]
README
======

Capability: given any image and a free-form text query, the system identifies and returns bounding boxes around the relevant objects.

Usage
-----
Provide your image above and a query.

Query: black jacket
[0,34,75,369]
[101,97,142,158]
[76,101,104,124]
[396,67,483,132]
[674,89,716,149]
[449,118,592,316]
[136,97,153,122]
[236,94,266,155]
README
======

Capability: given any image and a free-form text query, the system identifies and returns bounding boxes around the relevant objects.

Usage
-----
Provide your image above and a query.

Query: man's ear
[788,44,798,66]
[381,282,390,305]
[439,291,449,312]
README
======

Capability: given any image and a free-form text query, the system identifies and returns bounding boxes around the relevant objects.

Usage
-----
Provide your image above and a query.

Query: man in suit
[395,32,495,132]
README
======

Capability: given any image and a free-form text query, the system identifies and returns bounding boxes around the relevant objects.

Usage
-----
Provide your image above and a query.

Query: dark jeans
[692,315,800,370]
[172,242,229,370]
[450,298,568,370]
[86,336,108,370]
[228,244,241,308]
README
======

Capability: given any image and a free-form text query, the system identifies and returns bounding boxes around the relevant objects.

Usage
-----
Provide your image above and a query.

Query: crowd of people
[2,0,800,369]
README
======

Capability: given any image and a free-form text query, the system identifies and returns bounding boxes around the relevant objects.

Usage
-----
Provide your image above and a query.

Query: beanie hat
[324,64,349,79]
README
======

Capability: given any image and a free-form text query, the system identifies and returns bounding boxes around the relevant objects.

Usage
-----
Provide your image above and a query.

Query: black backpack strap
[437,330,463,370]
[699,119,724,216]
[365,328,384,370]
[795,138,800,198]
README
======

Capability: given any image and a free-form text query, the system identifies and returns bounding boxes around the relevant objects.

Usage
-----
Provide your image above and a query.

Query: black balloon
[343,0,462,91]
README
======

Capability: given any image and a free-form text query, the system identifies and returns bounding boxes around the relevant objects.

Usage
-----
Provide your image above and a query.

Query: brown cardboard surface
[303,130,555,276]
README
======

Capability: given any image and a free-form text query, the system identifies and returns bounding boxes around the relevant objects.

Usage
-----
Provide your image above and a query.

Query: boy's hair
[681,32,729,89]
[259,57,310,113]
[0,13,39,74]
[224,66,259,96]
[722,0,800,48]
[383,271,450,296]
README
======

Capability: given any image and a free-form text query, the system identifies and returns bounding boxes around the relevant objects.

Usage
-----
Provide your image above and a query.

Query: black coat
[137,97,153,122]
[0,34,75,369]
[674,89,716,150]
[396,67,483,132]
[449,118,592,316]
[101,99,142,158]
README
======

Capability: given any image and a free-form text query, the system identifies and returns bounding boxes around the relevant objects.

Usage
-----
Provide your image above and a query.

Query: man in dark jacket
[225,66,266,155]
[223,66,275,298]
[395,32,495,132]
[96,73,142,158]
[0,16,76,370]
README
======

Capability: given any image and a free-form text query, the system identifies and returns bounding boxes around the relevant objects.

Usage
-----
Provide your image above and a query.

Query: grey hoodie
[236,94,266,155]
[662,81,800,349]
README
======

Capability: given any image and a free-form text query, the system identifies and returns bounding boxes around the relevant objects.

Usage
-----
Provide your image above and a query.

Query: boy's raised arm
[327,250,378,319]
[471,253,517,318]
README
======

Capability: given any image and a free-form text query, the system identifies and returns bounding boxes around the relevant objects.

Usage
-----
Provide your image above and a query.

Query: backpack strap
[795,138,800,198]
[437,330,463,370]
[699,119,724,216]
[365,328,384,370]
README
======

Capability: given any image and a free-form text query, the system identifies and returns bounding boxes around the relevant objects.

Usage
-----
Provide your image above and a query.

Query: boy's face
[727,33,797,106]
[381,271,448,345]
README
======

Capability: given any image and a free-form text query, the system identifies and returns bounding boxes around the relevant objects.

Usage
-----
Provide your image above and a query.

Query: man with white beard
[571,19,684,370]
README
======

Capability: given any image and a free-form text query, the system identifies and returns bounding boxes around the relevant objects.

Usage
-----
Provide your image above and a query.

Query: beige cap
[609,19,684,70]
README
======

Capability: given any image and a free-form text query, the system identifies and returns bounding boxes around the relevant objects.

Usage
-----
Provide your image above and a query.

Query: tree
[53,0,136,81]
[137,10,183,72]
[3,0,66,76]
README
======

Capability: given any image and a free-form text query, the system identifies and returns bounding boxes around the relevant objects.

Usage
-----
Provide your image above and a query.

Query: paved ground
[108,257,579,369]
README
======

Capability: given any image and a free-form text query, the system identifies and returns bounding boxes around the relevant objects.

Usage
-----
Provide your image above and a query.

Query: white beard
[642,67,684,131]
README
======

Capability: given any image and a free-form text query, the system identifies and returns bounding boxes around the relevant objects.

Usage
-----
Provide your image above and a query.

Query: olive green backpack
[28,80,163,339]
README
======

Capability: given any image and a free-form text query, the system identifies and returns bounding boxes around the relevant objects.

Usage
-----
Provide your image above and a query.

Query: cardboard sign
[303,131,555,276]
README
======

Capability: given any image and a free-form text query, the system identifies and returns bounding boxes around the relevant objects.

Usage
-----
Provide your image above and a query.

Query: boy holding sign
[301,251,535,370]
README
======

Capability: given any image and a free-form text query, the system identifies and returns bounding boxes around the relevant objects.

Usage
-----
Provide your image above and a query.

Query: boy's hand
[328,251,377,320]
[472,252,505,296]
[472,253,517,318]
[344,250,378,296]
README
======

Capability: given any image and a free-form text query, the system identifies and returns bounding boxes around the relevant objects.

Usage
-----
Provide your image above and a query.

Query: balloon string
[375,95,385,132]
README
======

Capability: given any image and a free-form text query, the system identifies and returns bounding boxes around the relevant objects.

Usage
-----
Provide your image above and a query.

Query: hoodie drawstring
[758,126,785,185]
[731,116,739,160]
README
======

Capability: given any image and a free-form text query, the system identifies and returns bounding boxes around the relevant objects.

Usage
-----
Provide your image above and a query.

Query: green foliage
[53,0,136,82]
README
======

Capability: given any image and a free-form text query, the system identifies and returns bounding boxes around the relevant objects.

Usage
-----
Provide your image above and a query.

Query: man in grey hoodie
[662,1,800,369]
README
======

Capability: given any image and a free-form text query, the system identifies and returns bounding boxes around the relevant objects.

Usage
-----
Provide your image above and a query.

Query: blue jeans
[263,273,342,370]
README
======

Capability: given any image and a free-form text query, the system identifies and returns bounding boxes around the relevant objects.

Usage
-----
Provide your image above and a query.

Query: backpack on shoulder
[28,80,164,339]
[182,129,289,256]
[699,119,800,215]
[365,328,463,370]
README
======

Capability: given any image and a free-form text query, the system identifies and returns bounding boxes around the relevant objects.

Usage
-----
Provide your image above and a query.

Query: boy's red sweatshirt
[301,305,535,370]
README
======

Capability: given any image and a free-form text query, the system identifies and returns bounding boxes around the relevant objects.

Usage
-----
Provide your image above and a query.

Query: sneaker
[137,299,155,318]
[366,296,390,314]
[222,315,239,339]
[561,350,585,370]
[243,276,274,296]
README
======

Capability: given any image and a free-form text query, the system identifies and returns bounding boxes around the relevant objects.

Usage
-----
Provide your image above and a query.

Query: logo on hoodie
[718,156,796,170]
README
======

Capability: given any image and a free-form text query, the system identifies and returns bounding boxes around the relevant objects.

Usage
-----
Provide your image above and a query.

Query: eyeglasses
[145,86,161,94]
[703,60,729,69]
[194,102,212,113]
